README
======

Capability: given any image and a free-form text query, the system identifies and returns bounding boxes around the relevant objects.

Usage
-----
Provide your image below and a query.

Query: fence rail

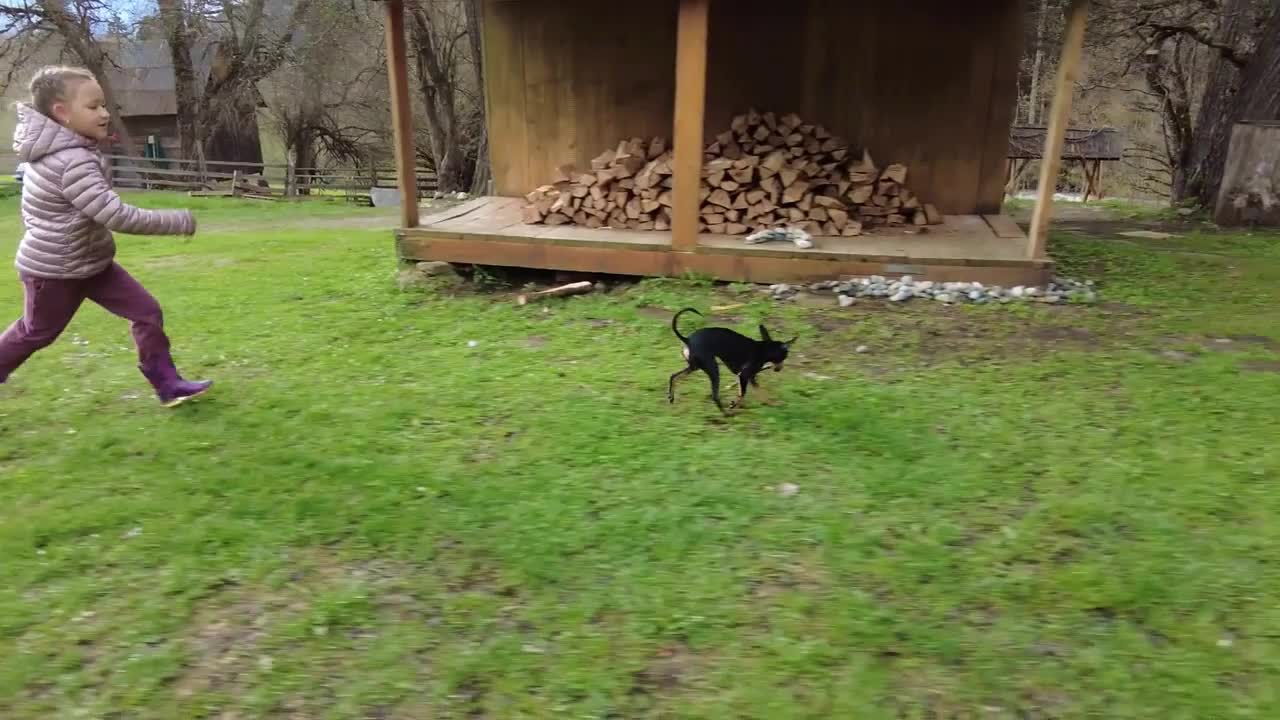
[103,154,439,202]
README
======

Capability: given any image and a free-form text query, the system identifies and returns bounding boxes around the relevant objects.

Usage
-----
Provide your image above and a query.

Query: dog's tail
[671,307,701,345]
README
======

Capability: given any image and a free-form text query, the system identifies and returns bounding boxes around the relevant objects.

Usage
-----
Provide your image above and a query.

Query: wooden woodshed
[380,0,1094,285]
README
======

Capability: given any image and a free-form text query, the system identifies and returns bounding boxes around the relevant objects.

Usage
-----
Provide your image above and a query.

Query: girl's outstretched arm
[61,156,196,236]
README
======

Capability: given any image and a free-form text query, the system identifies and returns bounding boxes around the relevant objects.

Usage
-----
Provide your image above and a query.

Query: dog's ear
[759,324,772,342]
[783,335,798,349]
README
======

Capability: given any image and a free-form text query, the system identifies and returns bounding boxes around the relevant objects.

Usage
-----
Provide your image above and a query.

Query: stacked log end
[522,110,942,236]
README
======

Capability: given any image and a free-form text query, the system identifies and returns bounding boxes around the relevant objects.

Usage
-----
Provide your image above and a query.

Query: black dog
[668,307,795,414]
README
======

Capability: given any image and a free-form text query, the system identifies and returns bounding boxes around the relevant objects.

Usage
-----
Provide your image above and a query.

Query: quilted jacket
[12,103,195,279]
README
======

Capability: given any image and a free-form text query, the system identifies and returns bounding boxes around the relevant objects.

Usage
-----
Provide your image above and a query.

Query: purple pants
[0,263,171,382]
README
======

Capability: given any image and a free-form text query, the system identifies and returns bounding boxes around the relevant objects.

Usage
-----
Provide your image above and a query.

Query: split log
[517,281,595,306]
[521,112,936,237]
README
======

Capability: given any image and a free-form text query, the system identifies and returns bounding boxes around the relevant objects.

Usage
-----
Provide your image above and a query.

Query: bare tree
[155,0,199,164]
[263,0,387,190]
[1026,0,1055,124]
[1,0,134,152]
[462,0,488,195]
[0,31,52,97]
[1089,0,1279,206]
[154,0,313,166]
[405,0,483,193]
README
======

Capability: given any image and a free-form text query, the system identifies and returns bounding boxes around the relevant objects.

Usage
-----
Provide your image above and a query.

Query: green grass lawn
[1,193,1279,719]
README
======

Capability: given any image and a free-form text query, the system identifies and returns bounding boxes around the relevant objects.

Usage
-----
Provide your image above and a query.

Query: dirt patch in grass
[1152,334,1280,365]
[636,305,674,322]
[1203,334,1280,351]
[174,590,295,700]
[1240,360,1280,374]
[746,550,830,601]
[630,644,706,697]
[1029,325,1103,347]
[796,303,1145,374]
[172,552,435,711]
[141,254,238,271]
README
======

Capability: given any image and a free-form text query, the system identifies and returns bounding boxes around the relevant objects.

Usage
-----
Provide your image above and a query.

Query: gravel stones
[767,276,1098,306]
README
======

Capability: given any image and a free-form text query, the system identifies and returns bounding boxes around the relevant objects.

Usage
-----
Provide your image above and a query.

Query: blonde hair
[29,65,97,117]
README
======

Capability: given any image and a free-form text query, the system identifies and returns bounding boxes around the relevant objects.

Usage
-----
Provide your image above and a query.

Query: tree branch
[1148,22,1249,67]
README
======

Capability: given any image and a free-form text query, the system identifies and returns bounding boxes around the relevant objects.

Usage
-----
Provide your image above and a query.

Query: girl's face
[53,79,111,141]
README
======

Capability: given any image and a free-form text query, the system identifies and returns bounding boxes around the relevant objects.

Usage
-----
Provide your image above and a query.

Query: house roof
[99,39,216,117]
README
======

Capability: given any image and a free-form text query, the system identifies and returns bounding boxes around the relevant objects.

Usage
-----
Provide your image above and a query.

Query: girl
[1,66,212,407]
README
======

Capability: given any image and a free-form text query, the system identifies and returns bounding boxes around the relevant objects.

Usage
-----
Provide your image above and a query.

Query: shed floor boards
[397,196,1052,284]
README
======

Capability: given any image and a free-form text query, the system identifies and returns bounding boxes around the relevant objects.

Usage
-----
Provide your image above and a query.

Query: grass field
[1,192,1279,719]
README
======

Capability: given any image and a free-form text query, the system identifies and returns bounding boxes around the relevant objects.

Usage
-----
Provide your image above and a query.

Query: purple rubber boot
[139,352,213,407]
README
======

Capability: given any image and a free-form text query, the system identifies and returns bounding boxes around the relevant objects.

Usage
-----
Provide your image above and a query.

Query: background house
[100,38,266,168]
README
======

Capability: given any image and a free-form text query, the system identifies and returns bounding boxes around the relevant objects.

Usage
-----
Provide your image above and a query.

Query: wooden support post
[1082,159,1101,202]
[671,0,710,253]
[383,0,419,228]
[1027,0,1090,259]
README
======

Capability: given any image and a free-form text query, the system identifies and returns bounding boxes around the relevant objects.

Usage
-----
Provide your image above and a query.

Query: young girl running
[1,66,211,406]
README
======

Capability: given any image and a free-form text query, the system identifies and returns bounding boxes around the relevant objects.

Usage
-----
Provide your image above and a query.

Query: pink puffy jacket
[12,103,195,279]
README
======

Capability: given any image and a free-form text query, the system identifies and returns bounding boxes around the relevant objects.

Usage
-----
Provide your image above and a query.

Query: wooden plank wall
[482,0,677,197]
[482,0,1021,215]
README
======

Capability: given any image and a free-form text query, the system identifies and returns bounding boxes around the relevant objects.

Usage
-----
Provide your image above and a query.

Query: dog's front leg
[746,373,778,406]
[705,363,731,415]
[730,371,752,409]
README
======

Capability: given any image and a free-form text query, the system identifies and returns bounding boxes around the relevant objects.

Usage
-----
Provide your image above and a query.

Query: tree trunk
[294,129,316,196]
[408,2,466,193]
[157,0,199,167]
[464,0,490,196]
[1196,6,1280,207]
[1028,0,1050,125]
[1180,0,1254,205]
[1142,37,1196,203]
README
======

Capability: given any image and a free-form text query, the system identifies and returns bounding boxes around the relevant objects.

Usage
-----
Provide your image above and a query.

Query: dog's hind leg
[668,365,696,403]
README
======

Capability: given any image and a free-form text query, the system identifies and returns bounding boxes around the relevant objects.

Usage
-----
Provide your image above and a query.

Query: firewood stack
[522,110,944,237]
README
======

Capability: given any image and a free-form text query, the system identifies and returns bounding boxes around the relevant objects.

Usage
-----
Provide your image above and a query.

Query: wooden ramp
[397,197,1052,285]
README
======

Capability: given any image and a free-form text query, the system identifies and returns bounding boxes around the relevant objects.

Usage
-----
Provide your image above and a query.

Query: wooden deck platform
[397,197,1053,285]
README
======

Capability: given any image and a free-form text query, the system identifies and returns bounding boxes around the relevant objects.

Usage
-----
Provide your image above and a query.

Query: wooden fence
[106,155,439,203]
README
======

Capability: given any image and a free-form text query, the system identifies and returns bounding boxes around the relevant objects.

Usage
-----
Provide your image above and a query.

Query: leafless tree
[405,0,483,193]
[1,0,134,152]
[263,0,388,191]
[1088,0,1279,206]
[154,0,314,167]
[155,0,199,163]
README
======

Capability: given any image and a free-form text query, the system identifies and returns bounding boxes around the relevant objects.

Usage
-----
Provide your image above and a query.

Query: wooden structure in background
[380,0,1091,284]
[104,154,438,202]
[1214,121,1280,227]
[1007,126,1122,201]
